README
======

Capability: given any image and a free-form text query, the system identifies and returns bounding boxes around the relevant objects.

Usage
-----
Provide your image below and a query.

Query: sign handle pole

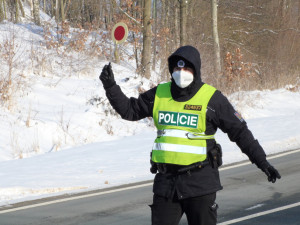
[114,40,120,64]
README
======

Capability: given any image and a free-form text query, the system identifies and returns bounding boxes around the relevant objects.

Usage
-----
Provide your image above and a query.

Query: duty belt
[157,129,215,140]
[155,161,210,175]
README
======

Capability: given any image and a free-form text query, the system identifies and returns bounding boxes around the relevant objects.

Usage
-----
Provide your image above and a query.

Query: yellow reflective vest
[152,82,216,165]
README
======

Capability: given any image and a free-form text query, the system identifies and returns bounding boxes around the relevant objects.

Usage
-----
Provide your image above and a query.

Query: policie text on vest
[158,111,199,129]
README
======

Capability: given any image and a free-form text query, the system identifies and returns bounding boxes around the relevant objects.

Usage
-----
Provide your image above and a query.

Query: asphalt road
[0,149,299,225]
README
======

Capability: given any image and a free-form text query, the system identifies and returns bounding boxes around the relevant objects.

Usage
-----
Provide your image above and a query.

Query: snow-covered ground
[0,15,300,207]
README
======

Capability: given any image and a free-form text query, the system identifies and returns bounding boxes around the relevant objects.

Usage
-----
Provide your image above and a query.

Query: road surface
[0,149,299,225]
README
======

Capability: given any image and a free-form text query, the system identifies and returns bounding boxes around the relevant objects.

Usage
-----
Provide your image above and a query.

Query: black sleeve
[104,84,156,121]
[207,91,267,167]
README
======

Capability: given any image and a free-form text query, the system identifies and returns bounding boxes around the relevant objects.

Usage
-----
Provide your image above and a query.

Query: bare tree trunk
[28,0,33,16]
[141,0,152,79]
[51,0,54,17]
[165,1,171,52]
[108,0,119,63]
[136,0,143,21]
[179,0,187,46]
[281,0,288,18]
[3,0,7,20]
[160,0,171,81]
[55,0,59,22]
[211,0,221,76]
[174,3,179,47]
[109,0,115,24]
[298,1,300,26]
[15,0,19,23]
[43,0,46,13]
[60,0,65,22]
[18,0,25,17]
[152,0,157,71]
[0,0,4,22]
[100,0,105,27]
[32,0,41,25]
[64,0,71,22]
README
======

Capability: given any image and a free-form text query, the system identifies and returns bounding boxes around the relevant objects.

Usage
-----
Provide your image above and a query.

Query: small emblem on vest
[184,104,202,111]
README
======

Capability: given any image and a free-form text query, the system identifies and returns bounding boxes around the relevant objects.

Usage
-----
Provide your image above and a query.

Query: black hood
[168,45,203,102]
[168,45,201,79]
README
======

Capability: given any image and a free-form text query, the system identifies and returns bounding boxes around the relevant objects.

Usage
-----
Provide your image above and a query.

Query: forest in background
[0,0,299,94]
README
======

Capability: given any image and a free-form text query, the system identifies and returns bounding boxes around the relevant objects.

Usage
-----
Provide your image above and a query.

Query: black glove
[259,161,281,183]
[99,62,116,89]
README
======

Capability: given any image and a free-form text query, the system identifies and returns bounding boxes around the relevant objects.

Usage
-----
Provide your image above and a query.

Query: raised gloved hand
[259,160,281,183]
[99,62,116,89]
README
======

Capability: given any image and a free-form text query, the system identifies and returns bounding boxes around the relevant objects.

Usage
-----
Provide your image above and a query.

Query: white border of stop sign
[111,22,128,44]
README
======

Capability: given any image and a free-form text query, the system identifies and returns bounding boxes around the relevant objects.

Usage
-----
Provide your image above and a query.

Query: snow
[0,14,300,208]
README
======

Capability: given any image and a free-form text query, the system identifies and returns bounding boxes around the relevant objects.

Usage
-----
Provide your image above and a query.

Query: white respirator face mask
[172,70,194,88]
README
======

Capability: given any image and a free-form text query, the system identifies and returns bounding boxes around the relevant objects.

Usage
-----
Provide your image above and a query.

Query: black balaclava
[168,45,203,102]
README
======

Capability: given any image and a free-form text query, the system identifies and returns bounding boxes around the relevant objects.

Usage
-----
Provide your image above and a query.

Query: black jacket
[104,84,267,199]
[103,46,267,199]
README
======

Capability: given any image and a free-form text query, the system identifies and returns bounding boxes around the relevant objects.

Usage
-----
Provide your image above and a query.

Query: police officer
[99,45,281,225]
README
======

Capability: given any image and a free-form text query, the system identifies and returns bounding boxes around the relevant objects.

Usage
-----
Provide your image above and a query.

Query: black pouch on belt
[208,144,223,168]
[150,152,158,174]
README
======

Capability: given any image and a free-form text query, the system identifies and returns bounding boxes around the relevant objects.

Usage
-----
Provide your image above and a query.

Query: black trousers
[150,192,218,225]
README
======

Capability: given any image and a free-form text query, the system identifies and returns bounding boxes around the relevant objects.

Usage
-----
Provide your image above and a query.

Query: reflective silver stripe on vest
[152,143,206,155]
[157,129,215,140]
